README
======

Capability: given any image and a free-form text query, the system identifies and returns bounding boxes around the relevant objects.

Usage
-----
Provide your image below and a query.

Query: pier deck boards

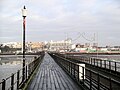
[27,53,82,90]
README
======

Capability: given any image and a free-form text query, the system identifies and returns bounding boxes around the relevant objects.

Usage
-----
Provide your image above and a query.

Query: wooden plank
[38,75,44,89]
[33,83,39,90]
[52,71,60,89]
[28,77,37,89]
[47,73,51,89]
[36,69,42,84]
[50,70,54,84]
[43,84,47,90]
[51,84,56,90]
[57,66,75,89]
[28,53,82,90]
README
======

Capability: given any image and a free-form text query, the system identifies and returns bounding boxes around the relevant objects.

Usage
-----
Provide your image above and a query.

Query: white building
[49,39,72,52]
[71,44,76,49]
[2,42,22,48]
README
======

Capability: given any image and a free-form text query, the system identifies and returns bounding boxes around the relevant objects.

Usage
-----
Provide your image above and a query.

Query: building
[48,39,72,52]
[26,42,45,52]
[13,42,22,48]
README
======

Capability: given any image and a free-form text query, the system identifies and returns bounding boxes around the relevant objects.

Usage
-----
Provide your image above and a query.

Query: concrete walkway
[27,53,82,90]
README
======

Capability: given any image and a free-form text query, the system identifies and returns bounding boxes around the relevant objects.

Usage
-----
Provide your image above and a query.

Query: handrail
[49,53,120,90]
[61,53,120,73]
[0,51,45,90]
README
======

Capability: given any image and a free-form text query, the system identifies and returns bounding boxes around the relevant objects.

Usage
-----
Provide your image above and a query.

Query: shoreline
[64,52,120,55]
[0,52,42,55]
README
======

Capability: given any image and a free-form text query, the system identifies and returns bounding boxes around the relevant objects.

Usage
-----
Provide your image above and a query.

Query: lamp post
[22,6,27,81]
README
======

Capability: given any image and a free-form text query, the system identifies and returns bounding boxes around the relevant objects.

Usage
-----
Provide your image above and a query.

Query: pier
[0,52,120,90]
[27,53,81,90]
[1,0,120,90]
[49,52,120,90]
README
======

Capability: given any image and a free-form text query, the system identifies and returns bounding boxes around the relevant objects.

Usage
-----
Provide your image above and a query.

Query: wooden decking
[27,53,82,90]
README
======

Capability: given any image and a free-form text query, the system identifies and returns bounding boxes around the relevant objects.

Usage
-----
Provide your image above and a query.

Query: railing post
[66,62,69,71]
[104,60,106,69]
[70,62,72,75]
[82,66,85,85]
[100,60,102,68]
[28,64,30,78]
[96,59,99,67]
[74,64,75,78]
[78,65,79,82]
[64,60,66,69]
[11,73,14,90]
[91,58,92,65]
[22,66,25,82]
[88,57,90,64]
[69,62,70,73]
[109,61,111,70]
[2,79,5,90]
[115,62,116,72]
[26,65,27,80]
[67,61,69,71]
[17,70,20,89]
[94,58,95,66]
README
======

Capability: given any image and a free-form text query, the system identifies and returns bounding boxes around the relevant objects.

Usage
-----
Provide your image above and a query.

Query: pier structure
[27,53,82,90]
[0,52,120,90]
[49,52,120,90]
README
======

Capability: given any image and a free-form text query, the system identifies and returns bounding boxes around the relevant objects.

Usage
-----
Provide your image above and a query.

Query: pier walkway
[27,53,82,90]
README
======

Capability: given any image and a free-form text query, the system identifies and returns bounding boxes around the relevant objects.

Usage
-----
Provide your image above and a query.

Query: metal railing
[0,52,45,90]
[49,53,120,90]
[63,55,120,74]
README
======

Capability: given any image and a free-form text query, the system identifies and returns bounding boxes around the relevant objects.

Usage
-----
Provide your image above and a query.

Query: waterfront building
[100,47,108,52]
[13,42,22,48]
[26,42,45,52]
[48,39,72,52]
[28,42,44,49]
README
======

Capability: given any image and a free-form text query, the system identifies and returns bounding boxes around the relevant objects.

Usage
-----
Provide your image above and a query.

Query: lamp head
[22,6,27,17]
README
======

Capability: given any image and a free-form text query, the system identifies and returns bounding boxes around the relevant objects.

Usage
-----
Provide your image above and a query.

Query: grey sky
[0,0,120,46]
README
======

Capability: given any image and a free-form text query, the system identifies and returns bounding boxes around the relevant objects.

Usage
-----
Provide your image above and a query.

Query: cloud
[80,0,97,8]
[0,0,120,46]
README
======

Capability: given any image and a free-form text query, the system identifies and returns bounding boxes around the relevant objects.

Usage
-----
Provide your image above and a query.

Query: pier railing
[62,54,120,74]
[49,53,120,90]
[0,52,44,90]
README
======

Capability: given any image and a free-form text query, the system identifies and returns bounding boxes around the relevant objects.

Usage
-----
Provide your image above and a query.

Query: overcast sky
[0,0,120,46]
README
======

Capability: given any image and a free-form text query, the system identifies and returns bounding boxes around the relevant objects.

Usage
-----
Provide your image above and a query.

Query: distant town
[0,39,120,54]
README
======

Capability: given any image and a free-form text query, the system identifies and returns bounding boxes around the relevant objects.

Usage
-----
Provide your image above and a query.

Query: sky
[0,0,120,46]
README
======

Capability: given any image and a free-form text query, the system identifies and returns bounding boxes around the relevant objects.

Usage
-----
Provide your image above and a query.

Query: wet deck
[27,53,82,90]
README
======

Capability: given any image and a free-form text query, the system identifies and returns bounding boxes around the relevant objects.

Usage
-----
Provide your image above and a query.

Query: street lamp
[22,6,27,81]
